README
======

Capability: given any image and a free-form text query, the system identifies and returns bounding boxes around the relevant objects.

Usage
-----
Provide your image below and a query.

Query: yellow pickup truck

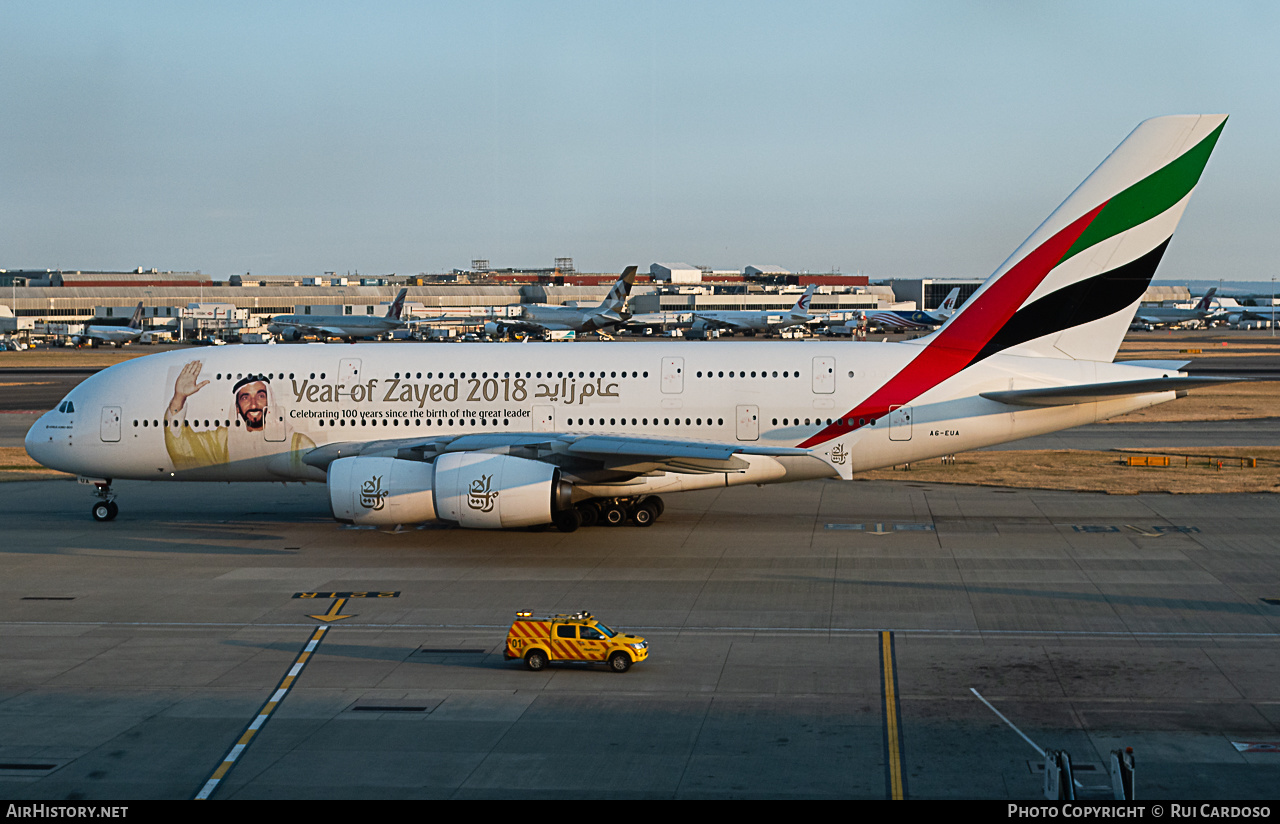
[505,611,649,673]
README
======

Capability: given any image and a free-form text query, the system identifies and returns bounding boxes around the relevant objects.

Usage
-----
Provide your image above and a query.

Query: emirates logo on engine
[360,475,388,511]
[467,474,498,512]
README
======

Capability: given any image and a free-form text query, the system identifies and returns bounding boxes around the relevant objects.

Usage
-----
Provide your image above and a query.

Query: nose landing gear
[87,479,118,521]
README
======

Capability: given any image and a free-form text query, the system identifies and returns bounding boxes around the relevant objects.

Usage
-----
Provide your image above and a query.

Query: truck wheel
[525,650,548,671]
[608,652,631,673]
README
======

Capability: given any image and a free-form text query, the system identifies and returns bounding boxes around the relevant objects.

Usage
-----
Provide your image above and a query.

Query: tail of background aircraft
[935,114,1226,365]
[789,284,818,318]
[938,288,961,315]
[127,302,144,329]
[599,266,638,313]
[1195,287,1218,312]
[385,288,409,320]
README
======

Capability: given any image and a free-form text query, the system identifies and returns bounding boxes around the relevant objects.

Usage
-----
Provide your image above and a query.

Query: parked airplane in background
[840,287,963,333]
[689,285,817,335]
[1131,288,1220,328]
[1213,296,1280,326]
[268,288,409,342]
[73,302,145,347]
[28,115,1235,533]
[483,268,637,338]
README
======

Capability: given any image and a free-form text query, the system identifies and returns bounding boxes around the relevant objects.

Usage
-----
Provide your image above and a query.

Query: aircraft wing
[980,376,1243,408]
[302,432,814,478]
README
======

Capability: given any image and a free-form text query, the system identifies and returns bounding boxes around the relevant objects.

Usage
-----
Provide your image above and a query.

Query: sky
[3,1,1278,282]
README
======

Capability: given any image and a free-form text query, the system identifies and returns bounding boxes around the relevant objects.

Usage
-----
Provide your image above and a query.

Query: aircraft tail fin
[790,284,817,317]
[600,266,638,312]
[939,288,961,314]
[386,288,409,320]
[1195,287,1218,312]
[128,302,144,330]
[798,115,1227,454]
[937,114,1226,364]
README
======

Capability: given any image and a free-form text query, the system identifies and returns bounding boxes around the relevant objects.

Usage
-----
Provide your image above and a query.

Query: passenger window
[556,625,576,639]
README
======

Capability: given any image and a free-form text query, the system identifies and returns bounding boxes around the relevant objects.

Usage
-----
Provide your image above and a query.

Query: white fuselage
[693,311,810,334]
[514,304,620,332]
[26,340,1180,487]
[80,325,144,345]
[267,315,404,338]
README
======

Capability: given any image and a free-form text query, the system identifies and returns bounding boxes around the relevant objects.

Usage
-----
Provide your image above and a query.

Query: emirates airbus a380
[27,115,1231,531]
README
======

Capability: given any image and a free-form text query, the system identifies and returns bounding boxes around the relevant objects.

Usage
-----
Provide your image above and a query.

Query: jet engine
[328,452,573,529]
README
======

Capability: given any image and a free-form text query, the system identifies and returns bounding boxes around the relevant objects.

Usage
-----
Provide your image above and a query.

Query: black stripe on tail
[971,238,1171,365]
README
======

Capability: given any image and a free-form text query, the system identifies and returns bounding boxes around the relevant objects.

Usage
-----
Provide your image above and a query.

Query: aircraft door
[812,357,835,394]
[736,405,760,441]
[99,406,121,442]
[533,405,555,432]
[338,358,362,386]
[888,405,912,441]
[661,357,684,394]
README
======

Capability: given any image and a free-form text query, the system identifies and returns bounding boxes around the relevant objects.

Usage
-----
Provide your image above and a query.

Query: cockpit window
[58,401,75,413]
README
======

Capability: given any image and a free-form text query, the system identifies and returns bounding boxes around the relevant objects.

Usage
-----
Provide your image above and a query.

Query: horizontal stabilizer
[980,376,1242,408]
[1115,360,1192,371]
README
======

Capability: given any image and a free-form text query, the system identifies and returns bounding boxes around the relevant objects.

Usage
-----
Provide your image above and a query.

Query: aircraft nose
[25,412,51,465]
[24,410,64,470]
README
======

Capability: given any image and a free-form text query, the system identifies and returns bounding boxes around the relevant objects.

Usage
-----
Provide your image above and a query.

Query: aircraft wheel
[107,501,118,520]
[632,500,659,528]
[601,503,627,527]
[577,503,600,528]
[92,501,114,522]
[553,508,583,533]
[644,496,665,519]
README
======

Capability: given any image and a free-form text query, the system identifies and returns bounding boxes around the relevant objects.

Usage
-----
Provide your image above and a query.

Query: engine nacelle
[434,452,566,528]
[328,456,437,526]
[327,453,571,528]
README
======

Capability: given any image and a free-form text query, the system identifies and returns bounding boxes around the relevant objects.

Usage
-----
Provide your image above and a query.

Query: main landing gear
[553,496,664,532]
[88,480,118,522]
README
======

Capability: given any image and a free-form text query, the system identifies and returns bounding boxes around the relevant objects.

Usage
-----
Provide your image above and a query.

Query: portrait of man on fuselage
[164,360,314,474]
